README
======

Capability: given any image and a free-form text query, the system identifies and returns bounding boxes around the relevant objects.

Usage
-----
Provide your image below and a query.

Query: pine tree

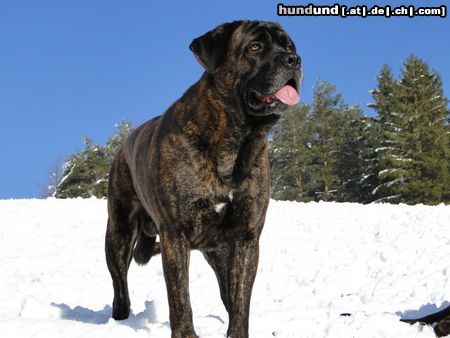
[307,80,346,201]
[334,105,367,202]
[270,81,371,203]
[356,116,382,203]
[106,120,134,164]
[55,137,110,198]
[54,121,134,199]
[269,104,314,201]
[445,114,450,202]
[368,65,405,203]
[396,56,449,204]
[368,57,450,205]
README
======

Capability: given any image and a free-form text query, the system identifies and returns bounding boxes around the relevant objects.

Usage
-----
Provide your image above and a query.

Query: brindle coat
[105,20,302,338]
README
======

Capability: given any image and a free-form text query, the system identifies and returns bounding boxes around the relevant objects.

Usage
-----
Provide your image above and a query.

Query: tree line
[270,55,449,204]
[51,55,449,205]
[50,121,133,198]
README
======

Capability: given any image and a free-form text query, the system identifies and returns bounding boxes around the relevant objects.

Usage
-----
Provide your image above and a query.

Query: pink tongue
[274,85,299,105]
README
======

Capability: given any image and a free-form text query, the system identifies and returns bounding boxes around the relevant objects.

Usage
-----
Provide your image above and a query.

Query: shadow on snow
[51,300,162,331]
[396,301,450,321]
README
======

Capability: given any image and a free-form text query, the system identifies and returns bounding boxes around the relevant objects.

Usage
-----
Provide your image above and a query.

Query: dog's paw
[112,299,130,320]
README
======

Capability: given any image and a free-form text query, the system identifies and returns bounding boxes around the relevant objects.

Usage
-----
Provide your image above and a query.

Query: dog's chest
[214,125,251,180]
[216,150,238,179]
[178,189,236,248]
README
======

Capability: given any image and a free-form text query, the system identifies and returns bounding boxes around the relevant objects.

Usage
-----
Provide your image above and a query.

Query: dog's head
[190,20,302,117]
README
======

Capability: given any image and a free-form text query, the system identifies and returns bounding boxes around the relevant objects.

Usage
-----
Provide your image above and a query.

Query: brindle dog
[105,20,302,338]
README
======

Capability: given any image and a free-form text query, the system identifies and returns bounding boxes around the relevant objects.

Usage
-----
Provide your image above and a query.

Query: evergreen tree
[333,105,367,202]
[55,137,110,198]
[54,121,134,199]
[445,114,450,202]
[270,82,368,202]
[307,80,346,201]
[270,104,314,201]
[356,116,382,203]
[396,56,449,204]
[106,120,134,164]
[368,57,450,205]
[367,65,405,203]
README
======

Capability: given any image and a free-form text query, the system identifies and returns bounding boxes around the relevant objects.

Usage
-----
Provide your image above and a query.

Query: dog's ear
[189,21,243,74]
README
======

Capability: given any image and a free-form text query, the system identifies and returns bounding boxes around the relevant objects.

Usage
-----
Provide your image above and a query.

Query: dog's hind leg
[105,204,138,320]
[105,153,139,320]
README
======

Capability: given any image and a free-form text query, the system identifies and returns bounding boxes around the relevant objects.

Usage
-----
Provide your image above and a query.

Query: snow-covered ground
[0,198,449,337]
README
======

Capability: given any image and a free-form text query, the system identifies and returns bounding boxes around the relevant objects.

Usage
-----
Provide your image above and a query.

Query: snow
[378,168,405,178]
[95,178,107,185]
[58,162,75,187]
[0,198,449,338]
[358,174,372,184]
[371,176,406,196]
[375,146,395,153]
[390,155,413,162]
[431,104,444,112]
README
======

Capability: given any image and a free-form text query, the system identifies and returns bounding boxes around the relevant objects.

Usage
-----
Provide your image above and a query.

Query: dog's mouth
[248,78,299,112]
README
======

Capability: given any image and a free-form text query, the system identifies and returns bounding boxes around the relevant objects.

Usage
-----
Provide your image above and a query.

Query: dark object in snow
[401,305,450,337]
[105,20,302,338]
[340,313,353,317]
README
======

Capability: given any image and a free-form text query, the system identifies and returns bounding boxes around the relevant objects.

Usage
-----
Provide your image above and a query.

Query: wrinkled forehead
[232,21,293,49]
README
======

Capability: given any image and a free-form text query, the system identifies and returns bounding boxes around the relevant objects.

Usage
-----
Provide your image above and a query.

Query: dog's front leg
[160,231,198,338]
[226,240,259,338]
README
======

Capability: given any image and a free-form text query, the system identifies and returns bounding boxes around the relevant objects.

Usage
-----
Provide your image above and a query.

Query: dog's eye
[249,43,263,53]
[286,45,294,53]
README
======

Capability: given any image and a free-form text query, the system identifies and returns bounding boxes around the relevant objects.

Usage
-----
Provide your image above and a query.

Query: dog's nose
[283,54,301,69]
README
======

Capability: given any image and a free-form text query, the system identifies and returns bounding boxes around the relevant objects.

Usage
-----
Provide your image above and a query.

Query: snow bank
[0,198,449,337]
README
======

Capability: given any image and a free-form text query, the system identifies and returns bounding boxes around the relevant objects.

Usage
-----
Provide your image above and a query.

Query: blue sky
[0,0,449,199]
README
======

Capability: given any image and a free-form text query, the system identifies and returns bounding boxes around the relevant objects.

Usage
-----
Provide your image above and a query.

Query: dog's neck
[179,73,279,184]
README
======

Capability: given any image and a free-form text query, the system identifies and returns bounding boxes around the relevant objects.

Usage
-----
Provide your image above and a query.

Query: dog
[105,20,302,338]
